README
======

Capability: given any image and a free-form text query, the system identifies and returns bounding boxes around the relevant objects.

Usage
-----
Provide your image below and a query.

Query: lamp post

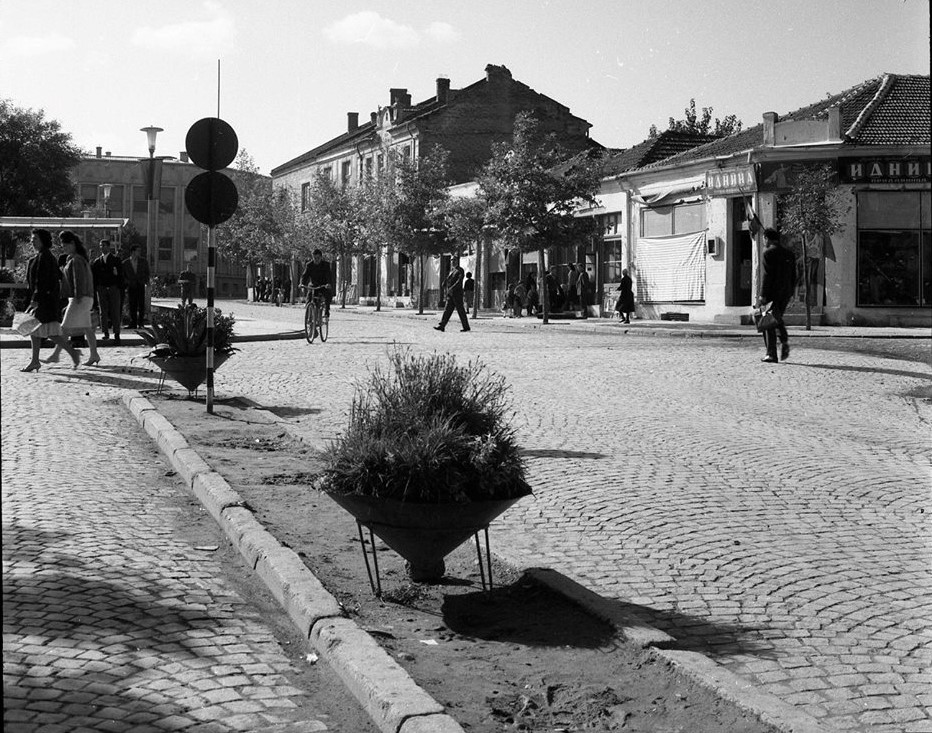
[141,126,163,270]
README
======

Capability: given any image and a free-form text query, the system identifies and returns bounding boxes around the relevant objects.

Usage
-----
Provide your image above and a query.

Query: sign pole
[206,226,216,413]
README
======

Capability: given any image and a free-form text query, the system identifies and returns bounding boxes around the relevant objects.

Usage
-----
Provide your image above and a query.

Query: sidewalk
[2,297,927,348]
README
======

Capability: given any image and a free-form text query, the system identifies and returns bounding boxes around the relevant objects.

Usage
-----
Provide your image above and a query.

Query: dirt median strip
[124,390,833,733]
[121,391,466,733]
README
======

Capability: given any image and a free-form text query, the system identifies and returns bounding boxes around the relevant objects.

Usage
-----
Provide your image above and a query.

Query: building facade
[271,64,597,305]
[72,149,247,299]
[610,73,930,327]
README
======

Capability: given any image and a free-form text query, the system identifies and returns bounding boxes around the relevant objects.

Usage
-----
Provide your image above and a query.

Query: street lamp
[140,126,163,270]
[98,183,112,217]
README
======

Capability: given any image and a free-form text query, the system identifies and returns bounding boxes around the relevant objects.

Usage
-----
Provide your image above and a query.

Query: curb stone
[120,391,466,733]
[123,391,831,733]
[526,566,832,733]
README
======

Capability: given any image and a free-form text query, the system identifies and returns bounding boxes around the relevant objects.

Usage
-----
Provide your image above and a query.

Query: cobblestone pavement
[194,302,931,733]
[4,302,929,733]
[1,350,375,731]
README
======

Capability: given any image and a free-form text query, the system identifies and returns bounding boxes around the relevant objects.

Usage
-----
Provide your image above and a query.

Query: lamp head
[140,126,164,155]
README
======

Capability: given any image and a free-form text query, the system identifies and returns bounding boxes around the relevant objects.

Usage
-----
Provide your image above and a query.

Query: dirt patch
[149,393,779,733]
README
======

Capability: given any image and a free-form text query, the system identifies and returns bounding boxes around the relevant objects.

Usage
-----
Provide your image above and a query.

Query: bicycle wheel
[304,301,318,343]
[318,308,328,342]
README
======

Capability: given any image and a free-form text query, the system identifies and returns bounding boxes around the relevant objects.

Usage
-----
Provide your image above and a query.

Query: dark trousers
[761,300,789,357]
[127,284,146,327]
[439,293,469,330]
[96,286,121,336]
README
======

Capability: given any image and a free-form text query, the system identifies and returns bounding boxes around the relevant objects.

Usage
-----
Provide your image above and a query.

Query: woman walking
[44,231,100,366]
[614,269,635,323]
[20,229,81,371]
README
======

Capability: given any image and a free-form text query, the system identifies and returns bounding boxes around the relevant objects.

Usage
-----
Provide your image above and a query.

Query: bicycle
[302,285,329,343]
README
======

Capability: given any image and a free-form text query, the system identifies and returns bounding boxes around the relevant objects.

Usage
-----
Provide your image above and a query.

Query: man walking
[434,257,470,332]
[576,262,591,319]
[92,239,124,343]
[758,228,797,363]
[123,245,150,328]
[566,263,579,311]
[178,264,196,307]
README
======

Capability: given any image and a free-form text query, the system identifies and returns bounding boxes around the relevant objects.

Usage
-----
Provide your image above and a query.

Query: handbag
[12,308,41,336]
[753,302,777,332]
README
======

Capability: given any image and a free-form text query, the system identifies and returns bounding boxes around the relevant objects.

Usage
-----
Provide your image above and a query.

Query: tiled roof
[601,131,720,176]
[636,73,930,172]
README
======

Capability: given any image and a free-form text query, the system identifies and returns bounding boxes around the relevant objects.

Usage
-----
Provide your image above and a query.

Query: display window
[857,191,931,307]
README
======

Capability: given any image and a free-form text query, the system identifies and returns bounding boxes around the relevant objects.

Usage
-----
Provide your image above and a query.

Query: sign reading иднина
[705,165,757,196]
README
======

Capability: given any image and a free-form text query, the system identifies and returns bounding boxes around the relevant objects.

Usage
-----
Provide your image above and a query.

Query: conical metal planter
[147,352,230,393]
[327,492,527,584]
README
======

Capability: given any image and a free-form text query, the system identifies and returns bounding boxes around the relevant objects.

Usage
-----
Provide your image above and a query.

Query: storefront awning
[0,217,128,230]
[630,185,704,209]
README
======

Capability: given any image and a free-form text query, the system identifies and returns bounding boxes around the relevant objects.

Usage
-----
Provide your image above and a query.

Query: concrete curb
[525,567,833,732]
[120,391,466,733]
[126,391,833,733]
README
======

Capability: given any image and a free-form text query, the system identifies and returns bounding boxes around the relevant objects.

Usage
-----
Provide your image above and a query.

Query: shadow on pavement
[266,405,324,418]
[441,572,618,650]
[788,362,932,381]
[521,448,608,460]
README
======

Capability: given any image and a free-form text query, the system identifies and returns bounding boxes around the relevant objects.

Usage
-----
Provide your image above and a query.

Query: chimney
[763,112,779,146]
[436,77,450,103]
[485,64,512,83]
[105,151,111,157]
[180,151,189,163]
[96,146,102,158]
[347,112,359,132]
[827,106,841,140]
[389,88,407,106]
[370,111,378,124]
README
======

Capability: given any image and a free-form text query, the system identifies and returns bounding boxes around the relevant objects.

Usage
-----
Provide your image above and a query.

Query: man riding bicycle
[300,248,332,317]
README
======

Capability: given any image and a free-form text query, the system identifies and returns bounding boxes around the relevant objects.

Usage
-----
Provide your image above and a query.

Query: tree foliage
[649,99,743,138]
[778,163,849,330]
[0,99,84,216]
[478,112,602,322]
[216,150,296,268]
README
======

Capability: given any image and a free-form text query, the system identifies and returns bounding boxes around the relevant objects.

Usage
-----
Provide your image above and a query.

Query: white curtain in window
[636,231,706,302]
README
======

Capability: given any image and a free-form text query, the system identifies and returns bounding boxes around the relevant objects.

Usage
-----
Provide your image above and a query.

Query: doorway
[728,198,753,306]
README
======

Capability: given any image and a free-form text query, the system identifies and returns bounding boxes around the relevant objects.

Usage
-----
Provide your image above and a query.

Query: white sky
[1,0,929,175]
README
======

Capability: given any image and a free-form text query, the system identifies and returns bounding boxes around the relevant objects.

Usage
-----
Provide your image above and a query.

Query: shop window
[602,241,624,284]
[641,203,706,237]
[857,191,931,307]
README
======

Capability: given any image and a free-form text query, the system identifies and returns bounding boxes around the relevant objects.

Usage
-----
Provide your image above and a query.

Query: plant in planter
[136,304,237,393]
[318,347,532,583]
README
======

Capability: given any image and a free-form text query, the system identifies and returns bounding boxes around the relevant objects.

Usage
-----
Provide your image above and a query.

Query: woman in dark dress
[614,268,635,323]
[21,229,80,371]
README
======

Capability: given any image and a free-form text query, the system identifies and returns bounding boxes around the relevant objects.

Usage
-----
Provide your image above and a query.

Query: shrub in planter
[136,305,237,392]
[136,304,236,357]
[319,347,531,504]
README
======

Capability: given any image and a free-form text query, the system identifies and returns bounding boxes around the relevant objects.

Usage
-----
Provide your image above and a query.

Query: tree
[649,99,743,138]
[778,163,848,330]
[216,150,294,294]
[0,99,84,216]
[479,113,602,324]
[352,158,399,311]
[391,145,451,314]
[442,194,487,317]
[301,172,362,308]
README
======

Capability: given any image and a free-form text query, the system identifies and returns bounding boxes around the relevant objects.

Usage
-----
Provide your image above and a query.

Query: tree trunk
[803,234,812,331]
[538,247,548,325]
[375,246,382,312]
[418,254,425,315]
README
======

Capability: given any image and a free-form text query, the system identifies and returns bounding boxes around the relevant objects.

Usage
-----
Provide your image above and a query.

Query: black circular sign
[185,171,239,226]
[185,117,238,171]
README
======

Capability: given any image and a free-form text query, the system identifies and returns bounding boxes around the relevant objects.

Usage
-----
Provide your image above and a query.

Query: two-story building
[271,63,598,305]
[612,73,930,327]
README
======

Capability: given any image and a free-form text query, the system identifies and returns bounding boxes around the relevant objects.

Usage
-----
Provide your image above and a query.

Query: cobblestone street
[3,302,931,733]
[1,330,375,732]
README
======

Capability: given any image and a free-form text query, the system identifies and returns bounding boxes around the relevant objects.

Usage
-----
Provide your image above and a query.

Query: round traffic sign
[185,117,238,171]
[185,171,239,226]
